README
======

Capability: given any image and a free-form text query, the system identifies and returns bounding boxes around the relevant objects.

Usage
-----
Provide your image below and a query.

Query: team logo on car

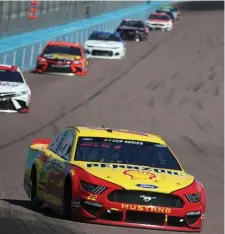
[124,170,156,180]
[136,184,159,189]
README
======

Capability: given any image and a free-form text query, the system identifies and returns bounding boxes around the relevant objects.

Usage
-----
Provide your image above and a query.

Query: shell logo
[124,170,156,180]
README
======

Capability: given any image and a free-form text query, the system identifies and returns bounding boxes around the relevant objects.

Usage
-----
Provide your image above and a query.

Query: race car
[156,5,180,20]
[0,64,31,113]
[116,19,149,42]
[84,31,126,59]
[23,126,206,232]
[156,9,176,23]
[146,13,174,32]
[35,41,88,76]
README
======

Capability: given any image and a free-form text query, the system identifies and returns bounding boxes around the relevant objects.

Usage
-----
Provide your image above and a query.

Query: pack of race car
[0,4,180,116]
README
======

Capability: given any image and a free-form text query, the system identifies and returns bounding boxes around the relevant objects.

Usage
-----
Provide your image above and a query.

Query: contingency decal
[86,163,182,176]
[104,138,144,145]
[136,184,158,189]
[124,170,156,180]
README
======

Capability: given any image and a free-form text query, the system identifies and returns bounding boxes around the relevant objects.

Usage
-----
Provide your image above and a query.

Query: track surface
[0,2,224,234]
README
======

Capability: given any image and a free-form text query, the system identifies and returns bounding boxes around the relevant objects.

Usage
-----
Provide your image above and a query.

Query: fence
[0,1,142,38]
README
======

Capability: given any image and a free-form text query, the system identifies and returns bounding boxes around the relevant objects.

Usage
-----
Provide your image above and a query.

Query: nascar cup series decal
[136,184,158,189]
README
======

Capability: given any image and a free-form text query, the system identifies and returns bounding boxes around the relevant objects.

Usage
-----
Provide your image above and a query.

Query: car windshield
[88,33,120,42]
[75,137,182,171]
[0,70,24,83]
[149,14,169,20]
[120,20,144,28]
[43,45,81,56]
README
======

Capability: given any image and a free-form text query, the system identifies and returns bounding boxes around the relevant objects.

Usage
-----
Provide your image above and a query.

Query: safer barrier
[0,1,170,71]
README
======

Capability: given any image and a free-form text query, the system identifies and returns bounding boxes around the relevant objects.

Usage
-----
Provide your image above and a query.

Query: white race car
[84,31,126,59]
[0,64,31,113]
[145,12,173,32]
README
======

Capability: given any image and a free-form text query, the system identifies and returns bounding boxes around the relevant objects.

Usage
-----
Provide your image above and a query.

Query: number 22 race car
[23,126,206,232]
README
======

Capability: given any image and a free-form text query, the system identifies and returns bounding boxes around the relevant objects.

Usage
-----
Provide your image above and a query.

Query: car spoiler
[32,139,51,145]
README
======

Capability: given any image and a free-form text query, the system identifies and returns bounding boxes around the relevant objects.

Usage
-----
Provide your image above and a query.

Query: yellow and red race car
[23,126,206,232]
[35,41,88,76]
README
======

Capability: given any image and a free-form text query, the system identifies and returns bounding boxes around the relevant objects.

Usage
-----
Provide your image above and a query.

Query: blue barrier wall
[0,1,170,72]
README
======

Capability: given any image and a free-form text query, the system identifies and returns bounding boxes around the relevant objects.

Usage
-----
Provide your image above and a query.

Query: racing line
[0,2,224,234]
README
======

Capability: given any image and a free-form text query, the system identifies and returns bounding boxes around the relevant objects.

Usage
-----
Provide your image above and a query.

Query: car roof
[47,41,82,48]
[150,12,170,17]
[91,31,116,35]
[68,126,167,144]
[0,64,19,71]
[123,18,142,22]
[158,5,174,9]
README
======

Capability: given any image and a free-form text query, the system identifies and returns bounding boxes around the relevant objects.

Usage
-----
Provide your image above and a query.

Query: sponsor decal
[139,195,157,202]
[124,170,156,180]
[52,64,70,68]
[86,163,182,176]
[136,184,158,189]
[0,82,18,87]
[45,171,64,197]
[121,204,171,214]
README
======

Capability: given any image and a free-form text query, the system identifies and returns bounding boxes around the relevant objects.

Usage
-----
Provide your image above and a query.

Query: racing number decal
[87,193,98,201]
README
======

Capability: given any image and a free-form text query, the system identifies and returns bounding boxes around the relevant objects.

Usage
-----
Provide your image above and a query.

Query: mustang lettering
[121,204,171,214]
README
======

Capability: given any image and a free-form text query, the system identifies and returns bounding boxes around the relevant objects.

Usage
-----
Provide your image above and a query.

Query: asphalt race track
[0,1,224,234]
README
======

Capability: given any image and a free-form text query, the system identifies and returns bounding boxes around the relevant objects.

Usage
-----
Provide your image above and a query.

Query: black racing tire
[30,166,43,211]
[63,179,72,219]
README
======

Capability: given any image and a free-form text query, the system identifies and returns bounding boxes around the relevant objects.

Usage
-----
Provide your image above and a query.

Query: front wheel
[63,182,72,219]
[30,167,43,210]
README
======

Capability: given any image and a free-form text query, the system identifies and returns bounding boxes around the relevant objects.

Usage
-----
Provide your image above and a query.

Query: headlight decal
[80,181,107,194]
[186,193,201,203]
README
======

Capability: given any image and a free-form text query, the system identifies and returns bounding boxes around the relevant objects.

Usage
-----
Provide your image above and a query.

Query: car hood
[43,53,82,61]
[76,162,195,193]
[148,19,171,23]
[0,82,27,93]
[85,40,122,48]
[118,26,144,31]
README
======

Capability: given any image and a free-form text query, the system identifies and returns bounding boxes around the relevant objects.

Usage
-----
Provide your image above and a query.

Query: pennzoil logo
[86,163,183,176]
[124,170,156,180]
[121,204,171,214]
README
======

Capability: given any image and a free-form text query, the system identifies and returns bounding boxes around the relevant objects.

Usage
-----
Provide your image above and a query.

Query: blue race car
[156,6,180,20]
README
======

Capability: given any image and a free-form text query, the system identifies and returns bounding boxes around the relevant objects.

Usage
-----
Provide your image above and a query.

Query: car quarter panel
[23,141,51,198]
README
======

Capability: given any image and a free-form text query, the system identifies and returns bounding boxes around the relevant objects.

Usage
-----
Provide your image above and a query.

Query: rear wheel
[30,167,43,210]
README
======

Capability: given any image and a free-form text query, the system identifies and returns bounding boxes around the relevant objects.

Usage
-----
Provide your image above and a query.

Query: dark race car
[116,19,149,42]
[35,41,89,76]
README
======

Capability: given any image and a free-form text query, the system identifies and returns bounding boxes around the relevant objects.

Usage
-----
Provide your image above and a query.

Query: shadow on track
[175,1,224,11]
[2,198,63,219]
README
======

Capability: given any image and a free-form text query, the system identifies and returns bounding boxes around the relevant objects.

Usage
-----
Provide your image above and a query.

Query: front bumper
[72,191,204,232]
[84,47,124,59]
[36,61,87,76]
[147,23,172,30]
[0,93,30,113]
